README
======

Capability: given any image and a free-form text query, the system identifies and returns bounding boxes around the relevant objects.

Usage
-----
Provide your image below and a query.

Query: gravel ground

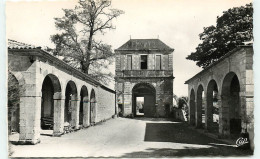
[9,117,253,157]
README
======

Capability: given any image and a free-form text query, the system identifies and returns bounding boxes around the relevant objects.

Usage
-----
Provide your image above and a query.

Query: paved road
[9,117,252,157]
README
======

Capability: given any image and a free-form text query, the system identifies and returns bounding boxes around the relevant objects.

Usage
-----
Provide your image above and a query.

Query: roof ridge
[116,38,173,51]
[8,39,41,49]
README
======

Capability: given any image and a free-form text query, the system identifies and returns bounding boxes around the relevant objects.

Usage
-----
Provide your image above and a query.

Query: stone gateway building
[115,39,174,117]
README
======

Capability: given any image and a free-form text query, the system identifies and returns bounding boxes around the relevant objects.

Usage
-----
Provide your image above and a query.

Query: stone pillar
[83,97,90,127]
[123,82,132,116]
[94,102,97,123]
[217,94,222,135]
[19,95,41,144]
[123,93,132,116]
[189,100,196,126]
[205,96,212,131]
[53,92,65,136]
[219,94,230,137]
[195,96,202,128]
[71,95,80,129]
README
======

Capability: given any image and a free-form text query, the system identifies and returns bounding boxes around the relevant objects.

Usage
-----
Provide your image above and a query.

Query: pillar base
[53,132,63,137]
[18,138,40,145]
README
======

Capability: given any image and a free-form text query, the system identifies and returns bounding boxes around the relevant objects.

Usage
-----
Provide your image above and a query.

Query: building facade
[8,40,116,144]
[115,39,174,117]
[185,45,254,149]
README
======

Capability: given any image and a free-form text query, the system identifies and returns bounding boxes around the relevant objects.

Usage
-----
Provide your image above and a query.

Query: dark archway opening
[41,74,62,135]
[80,86,88,126]
[222,72,241,138]
[64,81,77,126]
[230,75,241,135]
[206,80,219,133]
[132,83,156,117]
[90,89,96,125]
[196,85,205,128]
[41,76,54,130]
[189,89,195,126]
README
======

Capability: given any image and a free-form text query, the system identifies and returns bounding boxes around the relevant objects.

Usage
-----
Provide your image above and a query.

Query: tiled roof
[8,39,41,49]
[116,39,173,51]
[8,39,115,92]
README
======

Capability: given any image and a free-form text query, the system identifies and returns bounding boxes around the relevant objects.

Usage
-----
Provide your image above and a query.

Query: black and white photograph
[2,0,258,158]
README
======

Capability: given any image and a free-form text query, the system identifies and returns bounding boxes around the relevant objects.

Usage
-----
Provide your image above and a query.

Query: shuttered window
[155,55,161,70]
[127,55,132,70]
[164,55,169,70]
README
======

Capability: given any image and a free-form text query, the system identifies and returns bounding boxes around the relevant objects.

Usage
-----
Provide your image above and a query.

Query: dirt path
[9,117,252,157]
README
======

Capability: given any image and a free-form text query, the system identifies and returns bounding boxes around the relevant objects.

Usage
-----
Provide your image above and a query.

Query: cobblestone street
[9,117,252,157]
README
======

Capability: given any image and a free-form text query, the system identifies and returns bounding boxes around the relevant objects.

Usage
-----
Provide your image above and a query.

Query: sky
[6,0,252,97]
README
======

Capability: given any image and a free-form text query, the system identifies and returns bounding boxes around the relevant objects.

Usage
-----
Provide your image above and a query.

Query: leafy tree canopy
[51,0,124,84]
[178,96,188,109]
[186,3,253,68]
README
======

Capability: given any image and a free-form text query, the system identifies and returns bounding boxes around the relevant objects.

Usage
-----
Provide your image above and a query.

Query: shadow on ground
[130,117,180,122]
[144,122,218,145]
[117,146,253,157]
[139,122,252,157]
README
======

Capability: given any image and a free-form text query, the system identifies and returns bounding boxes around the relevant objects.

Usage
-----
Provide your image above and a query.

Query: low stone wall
[96,87,116,122]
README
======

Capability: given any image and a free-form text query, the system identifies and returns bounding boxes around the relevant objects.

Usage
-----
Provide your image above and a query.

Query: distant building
[115,39,174,117]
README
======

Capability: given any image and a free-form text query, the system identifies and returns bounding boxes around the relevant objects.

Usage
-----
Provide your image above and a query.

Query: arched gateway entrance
[132,83,156,117]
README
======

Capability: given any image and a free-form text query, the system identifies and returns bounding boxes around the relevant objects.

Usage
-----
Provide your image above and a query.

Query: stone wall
[96,87,116,122]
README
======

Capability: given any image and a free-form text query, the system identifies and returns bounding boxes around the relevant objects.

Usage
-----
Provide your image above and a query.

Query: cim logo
[236,137,249,147]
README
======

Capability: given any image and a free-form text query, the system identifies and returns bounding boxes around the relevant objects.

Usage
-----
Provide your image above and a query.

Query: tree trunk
[81,61,90,74]
[86,21,94,74]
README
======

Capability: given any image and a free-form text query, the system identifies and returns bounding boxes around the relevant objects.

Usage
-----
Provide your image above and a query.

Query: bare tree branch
[51,0,124,84]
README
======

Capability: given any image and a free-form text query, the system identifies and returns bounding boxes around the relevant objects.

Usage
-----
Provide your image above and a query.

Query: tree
[51,0,124,84]
[177,96,188,109]
[8,70,24,134]
[186,3,253,68]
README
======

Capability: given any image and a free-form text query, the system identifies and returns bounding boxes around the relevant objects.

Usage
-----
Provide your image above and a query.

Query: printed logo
[236,137,249,147]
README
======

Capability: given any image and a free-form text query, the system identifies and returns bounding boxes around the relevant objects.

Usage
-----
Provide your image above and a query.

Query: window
[127,55,132,70]
[155,55,161,70]
[140,55,148,69]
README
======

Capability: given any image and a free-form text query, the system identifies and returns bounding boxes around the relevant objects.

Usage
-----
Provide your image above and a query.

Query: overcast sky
[6,0,252,96]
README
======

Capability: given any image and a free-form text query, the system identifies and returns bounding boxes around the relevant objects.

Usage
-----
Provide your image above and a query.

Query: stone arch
[189,89,195,126]
[64,80,78,127]
[90,89,96,125]
[40,74,62,135]
[8,72,21,134]
[42,74,62,93]
[221,72,241,136]
[196,84,205,128]
[11,71,26,87]
[80,85,89,127]
[206,79,219,132]
[132,82,156,117]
